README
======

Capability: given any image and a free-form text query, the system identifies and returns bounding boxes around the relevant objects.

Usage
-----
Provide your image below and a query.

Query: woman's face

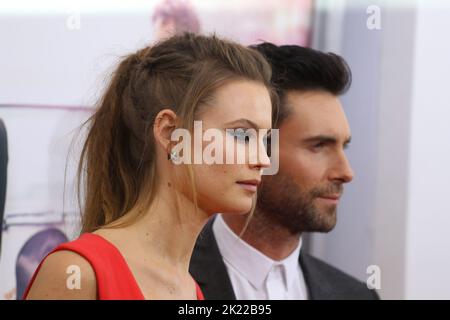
[180,79,273,216]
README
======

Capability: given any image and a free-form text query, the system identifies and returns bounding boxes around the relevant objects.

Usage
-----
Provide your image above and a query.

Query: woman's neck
[127,184,210,274]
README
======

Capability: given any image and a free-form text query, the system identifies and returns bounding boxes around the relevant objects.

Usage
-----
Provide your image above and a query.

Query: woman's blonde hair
[78,33,277,233]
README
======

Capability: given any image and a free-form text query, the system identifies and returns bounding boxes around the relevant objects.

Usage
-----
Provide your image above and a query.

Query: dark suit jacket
[190,217,379,300]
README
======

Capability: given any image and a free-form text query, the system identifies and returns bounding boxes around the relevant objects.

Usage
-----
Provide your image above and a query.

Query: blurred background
[0,0,449,299]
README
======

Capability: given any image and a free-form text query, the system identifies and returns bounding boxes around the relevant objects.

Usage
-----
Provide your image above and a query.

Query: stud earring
[168,150,181,164]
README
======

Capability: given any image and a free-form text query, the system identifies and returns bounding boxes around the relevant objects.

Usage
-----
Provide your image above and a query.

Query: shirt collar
[213,214,302,290]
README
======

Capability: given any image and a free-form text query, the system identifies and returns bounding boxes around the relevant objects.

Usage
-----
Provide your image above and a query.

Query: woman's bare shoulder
[25,250,97,300]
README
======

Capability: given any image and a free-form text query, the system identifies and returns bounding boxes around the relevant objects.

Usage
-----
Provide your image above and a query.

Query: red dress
[22,233,205,300]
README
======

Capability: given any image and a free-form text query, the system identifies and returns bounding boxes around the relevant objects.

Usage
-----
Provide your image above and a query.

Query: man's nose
[330,150,354,183]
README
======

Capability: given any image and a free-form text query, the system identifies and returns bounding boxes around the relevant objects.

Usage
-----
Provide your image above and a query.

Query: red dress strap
[196,282,205,300]
[23,233,205,300]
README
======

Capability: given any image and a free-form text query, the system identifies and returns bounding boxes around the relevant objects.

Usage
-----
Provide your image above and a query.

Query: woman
[24,33,277,300]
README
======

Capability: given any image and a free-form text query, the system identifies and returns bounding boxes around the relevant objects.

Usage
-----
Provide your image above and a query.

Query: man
[189,43,379,300]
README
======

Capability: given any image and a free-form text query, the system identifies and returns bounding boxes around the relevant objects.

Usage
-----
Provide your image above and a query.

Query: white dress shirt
[213,214,309,300]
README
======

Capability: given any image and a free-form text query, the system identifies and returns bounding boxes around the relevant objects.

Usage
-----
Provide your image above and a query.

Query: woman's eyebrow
[224,119,260,129]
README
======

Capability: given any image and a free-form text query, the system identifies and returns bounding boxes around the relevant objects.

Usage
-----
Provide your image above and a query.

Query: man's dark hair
[251,42,352,125]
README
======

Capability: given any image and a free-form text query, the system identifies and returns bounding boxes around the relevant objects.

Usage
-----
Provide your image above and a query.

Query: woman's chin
[223,201,253,215]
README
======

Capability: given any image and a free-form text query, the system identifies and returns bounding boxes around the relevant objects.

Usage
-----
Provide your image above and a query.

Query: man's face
[257,90,354,234]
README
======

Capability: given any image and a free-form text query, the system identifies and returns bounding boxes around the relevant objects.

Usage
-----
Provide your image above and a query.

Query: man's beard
[255,172,343,235]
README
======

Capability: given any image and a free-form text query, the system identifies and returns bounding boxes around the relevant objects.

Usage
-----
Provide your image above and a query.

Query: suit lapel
[299,251,334,300]
[190,216,236,300]
[191,217,339,300]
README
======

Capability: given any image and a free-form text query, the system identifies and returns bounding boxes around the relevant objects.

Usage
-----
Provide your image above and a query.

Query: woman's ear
[153,109,178,152]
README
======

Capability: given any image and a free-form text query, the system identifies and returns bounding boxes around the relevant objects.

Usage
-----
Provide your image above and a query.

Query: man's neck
[221,212,301,261]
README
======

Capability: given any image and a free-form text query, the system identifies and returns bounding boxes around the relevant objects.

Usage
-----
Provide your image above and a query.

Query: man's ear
[153,109,178,152]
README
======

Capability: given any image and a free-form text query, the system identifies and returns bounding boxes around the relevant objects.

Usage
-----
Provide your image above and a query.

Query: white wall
[310,0,450,299]
[405,1,450,299]
[309,0,384,292]
[0,14,154,106]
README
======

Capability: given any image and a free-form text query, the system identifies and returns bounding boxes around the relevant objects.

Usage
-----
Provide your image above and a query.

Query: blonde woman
[23,33,277,300]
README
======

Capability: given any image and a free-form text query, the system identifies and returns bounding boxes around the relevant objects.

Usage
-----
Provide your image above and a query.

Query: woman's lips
[236,180,260,193]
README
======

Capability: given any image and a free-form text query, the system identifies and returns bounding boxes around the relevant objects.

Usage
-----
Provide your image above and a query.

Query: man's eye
[313,142,326,150]
[264,135,272,156]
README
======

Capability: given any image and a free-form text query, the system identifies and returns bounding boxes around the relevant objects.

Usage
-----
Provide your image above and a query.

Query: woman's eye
[230,128,250,143]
